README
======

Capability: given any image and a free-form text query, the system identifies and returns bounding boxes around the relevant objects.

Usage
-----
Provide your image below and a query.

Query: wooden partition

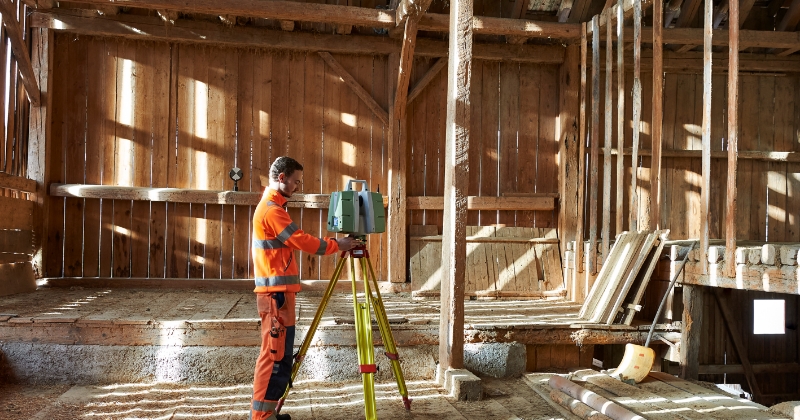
[45,34,564,283]
[587,71,800,242]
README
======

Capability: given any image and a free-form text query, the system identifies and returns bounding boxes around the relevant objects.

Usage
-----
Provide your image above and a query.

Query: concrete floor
[3,377,568,420]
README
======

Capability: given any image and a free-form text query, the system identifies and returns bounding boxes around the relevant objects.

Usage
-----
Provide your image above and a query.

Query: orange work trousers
[251,292,296,420]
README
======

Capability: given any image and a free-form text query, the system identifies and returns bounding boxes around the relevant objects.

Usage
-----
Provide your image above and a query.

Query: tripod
[276,239,411,419]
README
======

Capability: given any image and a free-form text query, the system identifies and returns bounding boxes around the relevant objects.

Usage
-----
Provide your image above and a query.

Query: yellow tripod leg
[353,256,378,420]
[276,255,347,413]
[365,257,411,410]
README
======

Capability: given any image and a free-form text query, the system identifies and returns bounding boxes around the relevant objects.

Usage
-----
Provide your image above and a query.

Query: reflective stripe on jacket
[252,188,339,293]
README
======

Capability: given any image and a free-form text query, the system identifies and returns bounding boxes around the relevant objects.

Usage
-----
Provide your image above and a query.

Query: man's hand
[336,237,361,252]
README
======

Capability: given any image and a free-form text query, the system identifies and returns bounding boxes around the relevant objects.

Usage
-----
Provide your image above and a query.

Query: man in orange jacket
[250,156,358,420]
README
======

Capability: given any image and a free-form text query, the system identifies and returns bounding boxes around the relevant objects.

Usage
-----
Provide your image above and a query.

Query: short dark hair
[270,156,304,181]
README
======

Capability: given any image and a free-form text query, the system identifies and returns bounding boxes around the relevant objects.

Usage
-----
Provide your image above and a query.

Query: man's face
[277,170,303,197]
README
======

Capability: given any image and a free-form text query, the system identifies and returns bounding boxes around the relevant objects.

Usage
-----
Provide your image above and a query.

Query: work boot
[275,414,291,420]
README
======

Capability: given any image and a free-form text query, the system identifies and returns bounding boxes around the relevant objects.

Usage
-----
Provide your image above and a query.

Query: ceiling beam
[777,0,800,31]
[31,10,566,63]
[0,0,41,106]
[71,0,397,27]
[419,14,580,39]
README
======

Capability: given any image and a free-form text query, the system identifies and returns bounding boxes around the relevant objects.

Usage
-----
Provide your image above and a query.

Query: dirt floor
[3,377,567,420]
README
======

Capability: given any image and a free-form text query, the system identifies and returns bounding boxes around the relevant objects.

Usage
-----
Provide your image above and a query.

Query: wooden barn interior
[1,0,800,418]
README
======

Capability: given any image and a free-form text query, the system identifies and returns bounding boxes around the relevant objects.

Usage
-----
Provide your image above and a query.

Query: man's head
[269,156,304,197]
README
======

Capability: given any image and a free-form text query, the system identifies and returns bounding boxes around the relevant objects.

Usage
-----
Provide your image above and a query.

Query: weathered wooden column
[615,0,625,236]
[439,0,472,376]
[681,285,704,380]
[27,28,54,279]
[558,42,581,296]
[651,0,664,231]
[574,23,588,284]
[387,52,408,284]
[588,16,599,275]
[602,11,612,263]
[630,0,642,232]
[724,0,739,277]
[700,0,712,273]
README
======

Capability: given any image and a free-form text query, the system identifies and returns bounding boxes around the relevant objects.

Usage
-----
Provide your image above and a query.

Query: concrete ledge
[442,368,482,401]
[464,342,526,378]
[0,342,437,384]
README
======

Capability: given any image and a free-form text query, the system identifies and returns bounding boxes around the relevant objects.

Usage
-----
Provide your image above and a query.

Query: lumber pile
[575,230,669,325]
[524,369,780,420]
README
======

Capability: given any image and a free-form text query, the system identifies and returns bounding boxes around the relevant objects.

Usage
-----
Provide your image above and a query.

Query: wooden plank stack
[576,230,669,325]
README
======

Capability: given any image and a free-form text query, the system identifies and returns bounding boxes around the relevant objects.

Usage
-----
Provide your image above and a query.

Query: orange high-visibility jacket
[252,188,340,293]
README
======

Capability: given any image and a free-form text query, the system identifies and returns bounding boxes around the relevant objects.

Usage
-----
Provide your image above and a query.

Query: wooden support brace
[393,18,418,120]
[714,288,762,398]
[0,0,41,106]
[318,52,389,125]
[407,57,446,104]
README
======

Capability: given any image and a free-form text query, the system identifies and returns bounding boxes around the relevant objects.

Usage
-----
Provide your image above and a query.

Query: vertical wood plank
[725,0,739,273]
[630,0,642,232]
[558,44,580,271]
[130,41,153,278]
[302,52,323,280]
[149,42,171,279]
[737,76,758,240]
[320,52,341,281]
[616,1,625,236]
[99,39,118,278]
[167,43,190,279]
[439,0,472,374]
[83,38,104,278]
[234,51,254,279]
[288,52,308,276]
[681,284,704,380]
[575,23,587,277]
[62,38,87,277]
[602,16,612,262]
[652,0,663,232]
[755,78,775,242]
[188,46,207,279]
[537,67,558,229]
[467,60,482,227]
[220,48,238,279]
[408,57,426,228]
[480,61,499,227]
[700,0,712,273]
[498,62,519,227]
[386,52,405,283]
[519,64,540,228]
[588,16,599,275]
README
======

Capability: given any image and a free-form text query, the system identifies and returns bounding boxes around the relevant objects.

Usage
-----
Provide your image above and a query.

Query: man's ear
[277,172,285,183]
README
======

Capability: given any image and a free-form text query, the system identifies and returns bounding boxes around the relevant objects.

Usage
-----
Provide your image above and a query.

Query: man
[251,156,358,420]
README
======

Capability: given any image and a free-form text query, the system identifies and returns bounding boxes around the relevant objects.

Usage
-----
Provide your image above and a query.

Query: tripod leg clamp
[359,364,378,374]
[384,351,400,361]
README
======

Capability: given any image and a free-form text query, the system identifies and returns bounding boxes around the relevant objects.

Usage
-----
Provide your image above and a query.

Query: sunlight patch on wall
[341,112,356,128]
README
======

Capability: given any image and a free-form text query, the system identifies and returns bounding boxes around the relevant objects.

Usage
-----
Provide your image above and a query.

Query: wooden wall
[587,72,800,242]
[45,34,563,282]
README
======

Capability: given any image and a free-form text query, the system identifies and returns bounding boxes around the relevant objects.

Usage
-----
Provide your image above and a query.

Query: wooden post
[558,44,581,283]
[588,16,599,275]
[575,23,587,277]
[681,284,704,380]
[602,11,612,263]
[26,28,53,279]
[439,0,472,373]
[387,52,408,284]
[651,0,664,231]
[615,0,624,237]
[630,0,641,232]
[393,18,418,120]
[724,0,739,278]
[700,0,712,274]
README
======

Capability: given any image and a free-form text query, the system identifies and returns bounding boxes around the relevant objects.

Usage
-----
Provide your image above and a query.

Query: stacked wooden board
[525,369,782,420]
[409,225,564,297]
[577,230,669,325]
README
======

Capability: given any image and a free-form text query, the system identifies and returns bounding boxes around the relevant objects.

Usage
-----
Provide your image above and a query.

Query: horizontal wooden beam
[418,14,581,39]
[410,236,560,244]
[610,148,800,162]
[585,0,653,33]
[593,50,800,73]
[72,0,397,28]
[699,362,800,375]
[635,28,800,50]
[0,0,41,106]
[0,172,37,193]
[412,290,567,299]
[32,11,565,64]
[407,196,556,211]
